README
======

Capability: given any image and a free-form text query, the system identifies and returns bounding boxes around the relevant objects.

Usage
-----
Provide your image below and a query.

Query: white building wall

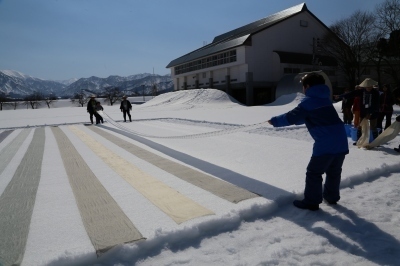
[245,12,330,82]
[170,11,332,90]
[171,46,248,90]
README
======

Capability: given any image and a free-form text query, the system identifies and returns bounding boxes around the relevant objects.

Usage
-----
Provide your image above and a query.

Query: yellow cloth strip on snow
[51,127,144,255]
[69,125,214,224]
[88,125,259,203]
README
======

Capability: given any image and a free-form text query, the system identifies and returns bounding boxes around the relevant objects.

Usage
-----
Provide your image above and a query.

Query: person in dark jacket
[120,96,132,122]
[335,78,380,144]
[341,88,354,124]
[86,95,97,124]
[352,85,362,128]
[377,84,395,130]
[268,73,349,211]
[94,101,104,124]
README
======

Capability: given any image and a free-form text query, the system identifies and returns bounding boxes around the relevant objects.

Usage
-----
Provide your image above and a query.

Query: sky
[0,89,399,265]
[0,0,386,81]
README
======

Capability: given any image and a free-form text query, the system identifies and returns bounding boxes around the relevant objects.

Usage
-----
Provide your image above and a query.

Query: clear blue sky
[0,0,384,81]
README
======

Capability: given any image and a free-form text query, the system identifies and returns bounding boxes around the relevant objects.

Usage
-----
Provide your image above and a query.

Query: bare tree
[70,92,88,107]
[0,93,7,111]
[43,94,58,108]
[375,0,400,91]
[375,0,400,35]
[322,10,379,88]
[24,91,43,109]
[102,86,122,106]
[11,101,19,110]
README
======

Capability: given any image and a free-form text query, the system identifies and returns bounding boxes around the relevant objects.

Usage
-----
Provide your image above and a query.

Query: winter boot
[394,145,400,153]
[293,200,319,211]
[323,197,337,205]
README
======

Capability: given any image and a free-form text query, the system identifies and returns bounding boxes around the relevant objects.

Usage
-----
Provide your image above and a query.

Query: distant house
[166,3,338,105]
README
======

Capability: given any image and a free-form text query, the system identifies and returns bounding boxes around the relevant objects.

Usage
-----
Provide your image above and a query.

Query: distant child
[268,73,349,211]
[95,101,104,124]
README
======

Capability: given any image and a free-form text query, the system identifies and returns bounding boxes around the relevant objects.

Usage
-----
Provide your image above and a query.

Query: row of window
[182,79,238,88]
[284,67,336,76]
[175,50,237,75]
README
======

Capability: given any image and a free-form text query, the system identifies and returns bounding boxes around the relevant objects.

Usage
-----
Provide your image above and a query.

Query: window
[174,50,237,75]
[283,68,300,74]
[300,20,308,27]
[284,68,292,74]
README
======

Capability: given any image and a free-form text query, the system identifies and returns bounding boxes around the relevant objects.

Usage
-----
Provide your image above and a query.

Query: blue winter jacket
[270,84,349,157]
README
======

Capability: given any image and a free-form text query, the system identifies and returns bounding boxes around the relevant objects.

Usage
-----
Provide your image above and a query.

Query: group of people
[268,73,399,211]
[87,96,104,124]
[86,95,133,124]
[338,79,396,144]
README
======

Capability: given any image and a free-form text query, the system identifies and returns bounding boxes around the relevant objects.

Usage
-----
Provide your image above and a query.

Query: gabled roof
[166,3,307,68]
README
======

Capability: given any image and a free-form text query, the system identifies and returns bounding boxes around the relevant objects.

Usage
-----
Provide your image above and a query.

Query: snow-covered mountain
[59,73,173,97]
[0,70,173,98]
[0,70,66,98]
[57,78,79,86]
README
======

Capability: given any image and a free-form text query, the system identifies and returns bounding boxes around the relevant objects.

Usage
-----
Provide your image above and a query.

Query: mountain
[0,70,173,99]
[0,70,66,98]
[57,78,79,86]
[59,73,173,98]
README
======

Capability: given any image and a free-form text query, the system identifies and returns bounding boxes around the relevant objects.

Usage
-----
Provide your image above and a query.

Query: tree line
[0,83,163,111]
[0,91,58,111]
[321,0,400,93]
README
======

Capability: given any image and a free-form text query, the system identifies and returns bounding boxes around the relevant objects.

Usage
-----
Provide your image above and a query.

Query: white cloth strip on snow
[100,111,268,139]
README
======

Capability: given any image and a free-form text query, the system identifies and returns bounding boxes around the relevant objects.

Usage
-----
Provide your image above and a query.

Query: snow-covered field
[0,89,399,266]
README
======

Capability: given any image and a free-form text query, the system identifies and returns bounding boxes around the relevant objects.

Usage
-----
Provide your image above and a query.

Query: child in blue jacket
[268,73,349,211]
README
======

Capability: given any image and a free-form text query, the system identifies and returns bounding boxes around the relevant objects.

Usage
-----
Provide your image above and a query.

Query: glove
[396,115,400,122]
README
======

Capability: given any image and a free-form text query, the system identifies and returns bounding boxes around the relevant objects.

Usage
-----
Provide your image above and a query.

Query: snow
[0,70,34,79]
[0,89,400,266]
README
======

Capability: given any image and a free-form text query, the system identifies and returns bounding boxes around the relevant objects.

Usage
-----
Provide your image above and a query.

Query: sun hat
[359,78,378,88]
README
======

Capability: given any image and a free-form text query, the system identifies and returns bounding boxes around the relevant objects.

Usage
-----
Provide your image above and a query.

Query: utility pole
[152,67,157,97]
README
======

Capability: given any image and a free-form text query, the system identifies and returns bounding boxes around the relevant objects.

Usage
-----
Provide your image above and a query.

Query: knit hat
[359,78,378,88]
